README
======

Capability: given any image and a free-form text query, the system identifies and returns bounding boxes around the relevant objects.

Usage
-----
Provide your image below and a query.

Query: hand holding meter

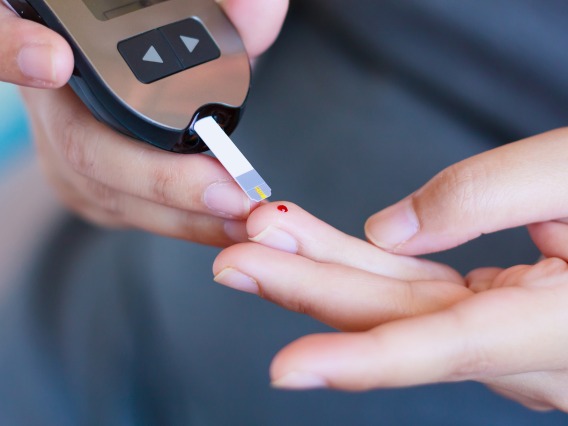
[4,0,271,201]
[4,0,249,152]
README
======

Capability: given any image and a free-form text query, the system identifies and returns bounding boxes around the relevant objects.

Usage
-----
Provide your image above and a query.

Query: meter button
[118,30,182,84]
[160,18,221,70]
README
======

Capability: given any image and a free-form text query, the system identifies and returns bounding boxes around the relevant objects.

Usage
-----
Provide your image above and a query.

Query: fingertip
[271,372,328,391]
[246,201,300,236]
[364,198,420,253]
[48,37,75,87]
[18,40,74,88]
[212,241,257,276]
[219,0,289,57]
[244,201,306,253]
[465,267,503,292]
[270,333,374,391]
[212,244,236,276]
[204,180,253,219]
[269,334,333,386]
[213,267,259,295]
[2,15,74,87]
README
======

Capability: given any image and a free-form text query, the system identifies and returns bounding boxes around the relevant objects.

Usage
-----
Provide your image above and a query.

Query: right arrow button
[160,18,221,70]
[180,36,200,54]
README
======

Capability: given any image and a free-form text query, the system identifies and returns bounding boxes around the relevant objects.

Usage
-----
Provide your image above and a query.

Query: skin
[1,0,289,246]
[214,130,568,413]
[6,0,568,413]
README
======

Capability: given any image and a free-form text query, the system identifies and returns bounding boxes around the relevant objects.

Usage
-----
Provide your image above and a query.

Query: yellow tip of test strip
[194,117,272,202]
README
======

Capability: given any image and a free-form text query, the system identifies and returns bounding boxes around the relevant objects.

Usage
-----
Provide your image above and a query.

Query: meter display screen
[82,0,170,21]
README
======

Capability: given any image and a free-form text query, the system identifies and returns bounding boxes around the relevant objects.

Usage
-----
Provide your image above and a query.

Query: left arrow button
[118,30,182,84]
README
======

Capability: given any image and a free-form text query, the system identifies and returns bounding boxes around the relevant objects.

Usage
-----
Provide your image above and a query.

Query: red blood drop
[277,205,289,213]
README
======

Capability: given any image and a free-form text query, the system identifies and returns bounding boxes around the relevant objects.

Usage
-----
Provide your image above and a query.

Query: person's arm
[7,0,289,246]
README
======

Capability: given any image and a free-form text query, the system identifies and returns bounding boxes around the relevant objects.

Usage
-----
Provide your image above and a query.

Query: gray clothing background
[2,1,568,424]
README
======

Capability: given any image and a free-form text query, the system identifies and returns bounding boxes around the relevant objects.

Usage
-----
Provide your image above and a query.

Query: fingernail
[205,181,250,218]
[214,268,259,295]
[271,372,328,390]
[224,220,248,243]
[250,226,298,254]
[366,198,419,251]
[18,45,56,85]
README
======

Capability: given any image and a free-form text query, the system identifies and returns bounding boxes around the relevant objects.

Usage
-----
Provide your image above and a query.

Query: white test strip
[194,117,272,202]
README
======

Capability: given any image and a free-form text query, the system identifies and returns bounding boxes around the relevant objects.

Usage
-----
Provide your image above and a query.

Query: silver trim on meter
[40,0,250,131]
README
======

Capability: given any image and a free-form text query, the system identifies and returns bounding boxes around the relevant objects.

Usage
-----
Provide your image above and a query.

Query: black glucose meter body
[4,0,251,153]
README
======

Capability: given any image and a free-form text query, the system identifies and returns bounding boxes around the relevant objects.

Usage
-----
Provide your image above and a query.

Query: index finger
[245,202,462,282]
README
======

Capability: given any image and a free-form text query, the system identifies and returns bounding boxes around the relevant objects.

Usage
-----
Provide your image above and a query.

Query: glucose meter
[4,0,251,154]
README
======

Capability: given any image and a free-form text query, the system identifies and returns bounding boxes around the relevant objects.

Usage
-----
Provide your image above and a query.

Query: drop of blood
[277,205,288,213]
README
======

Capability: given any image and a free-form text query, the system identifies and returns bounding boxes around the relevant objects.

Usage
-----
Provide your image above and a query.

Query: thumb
[365,128,568,255]
[0,3,73,88]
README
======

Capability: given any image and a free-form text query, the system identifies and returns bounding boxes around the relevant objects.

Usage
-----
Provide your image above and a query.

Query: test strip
[194,117,272,202]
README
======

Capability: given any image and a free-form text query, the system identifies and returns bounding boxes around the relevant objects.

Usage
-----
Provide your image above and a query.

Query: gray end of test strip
[194,117,272,202]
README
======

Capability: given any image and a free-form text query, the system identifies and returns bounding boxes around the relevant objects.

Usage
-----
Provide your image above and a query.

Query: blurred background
[0,83,60,299]
[0,82,30,173]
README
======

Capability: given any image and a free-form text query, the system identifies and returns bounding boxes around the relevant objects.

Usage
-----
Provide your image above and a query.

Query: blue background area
[0,82,30,170]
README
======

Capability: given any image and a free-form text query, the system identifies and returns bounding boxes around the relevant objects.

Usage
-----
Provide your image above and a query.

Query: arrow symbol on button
[143,46,164,64]
[180,36,200,53]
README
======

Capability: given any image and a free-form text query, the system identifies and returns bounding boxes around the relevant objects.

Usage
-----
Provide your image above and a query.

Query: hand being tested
[9,0,289,246]
[214,202,467,330]
[214,199,568,412]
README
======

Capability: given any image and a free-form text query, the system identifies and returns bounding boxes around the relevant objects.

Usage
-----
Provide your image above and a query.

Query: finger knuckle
[150,164,183,206]
[259,281,316,315]
[176,210,201,237]
[85,179,124,218]
[64,195,125,229]
[430,162,491,219]
[54,183,86,213]
[283,264,333,315]
[447,311,492,381]
[175,211,224,245]
[397,281,418,317]
[58,115,94,175]
[79,208,125,229]
[286,295,316,316]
